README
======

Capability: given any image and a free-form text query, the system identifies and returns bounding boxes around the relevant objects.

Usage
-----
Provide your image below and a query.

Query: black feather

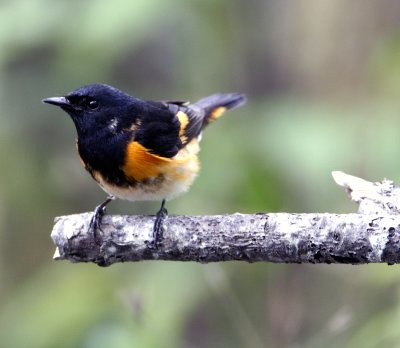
[43,84,246,187]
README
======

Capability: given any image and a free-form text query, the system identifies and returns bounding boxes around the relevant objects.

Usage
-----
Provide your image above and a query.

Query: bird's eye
[87,99,99,109]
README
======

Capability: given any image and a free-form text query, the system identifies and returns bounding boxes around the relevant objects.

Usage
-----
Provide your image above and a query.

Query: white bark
[51,171,400,266]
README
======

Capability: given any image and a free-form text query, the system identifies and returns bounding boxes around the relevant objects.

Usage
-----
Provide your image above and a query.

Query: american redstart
[43,84,246,246]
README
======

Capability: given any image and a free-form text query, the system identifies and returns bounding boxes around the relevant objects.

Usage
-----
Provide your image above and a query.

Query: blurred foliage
[2,0,400,347]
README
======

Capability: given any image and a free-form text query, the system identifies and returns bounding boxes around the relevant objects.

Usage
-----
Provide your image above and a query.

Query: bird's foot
[149,199,168,249]
[89,196,114,245]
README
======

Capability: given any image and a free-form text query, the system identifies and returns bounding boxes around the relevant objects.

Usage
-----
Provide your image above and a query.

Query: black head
[42,83,136,136]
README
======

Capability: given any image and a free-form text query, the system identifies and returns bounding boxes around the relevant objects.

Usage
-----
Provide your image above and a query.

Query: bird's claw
[89,206,105,245]
[148,200,168,249]
[89,196,114,245]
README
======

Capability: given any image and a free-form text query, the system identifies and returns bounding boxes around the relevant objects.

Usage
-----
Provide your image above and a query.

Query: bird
[43,83,246,246]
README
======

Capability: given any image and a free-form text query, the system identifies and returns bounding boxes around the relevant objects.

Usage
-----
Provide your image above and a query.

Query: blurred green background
[2,0,400,347]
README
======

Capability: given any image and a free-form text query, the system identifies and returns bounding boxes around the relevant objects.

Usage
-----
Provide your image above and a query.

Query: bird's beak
[42,96,70,107]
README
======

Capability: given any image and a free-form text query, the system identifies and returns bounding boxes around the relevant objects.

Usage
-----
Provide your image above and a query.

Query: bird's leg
[152,199,168,248]
[89,195,114,244]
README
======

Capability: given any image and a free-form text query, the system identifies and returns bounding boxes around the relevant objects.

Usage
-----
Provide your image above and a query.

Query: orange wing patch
[122,141,171,181]
[176,111,189,143]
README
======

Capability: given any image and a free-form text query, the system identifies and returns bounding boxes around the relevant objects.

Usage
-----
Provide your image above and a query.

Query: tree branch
[51,171,400,266]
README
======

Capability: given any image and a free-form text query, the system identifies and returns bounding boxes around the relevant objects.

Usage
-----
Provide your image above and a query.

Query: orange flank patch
[176,111,189,143]
[122,141,171,181]
[89,139,200,201]
[209,106,227,121]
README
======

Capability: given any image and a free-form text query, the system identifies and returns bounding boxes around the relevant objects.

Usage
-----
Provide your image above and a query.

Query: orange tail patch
[208,106,227,122]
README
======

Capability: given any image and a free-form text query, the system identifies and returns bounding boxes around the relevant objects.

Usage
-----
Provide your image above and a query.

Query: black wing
[133,93,245,158]
[133,100,183,158]
[151,100,204,147]
[164,93,246,146]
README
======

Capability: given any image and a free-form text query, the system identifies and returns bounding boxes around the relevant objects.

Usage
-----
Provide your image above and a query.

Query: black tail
[194,93,246,126]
